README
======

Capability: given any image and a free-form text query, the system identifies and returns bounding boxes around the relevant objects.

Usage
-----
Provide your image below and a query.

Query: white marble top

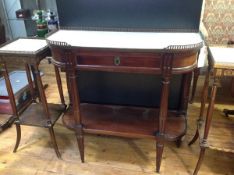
[47,30,203,50]
[209,47,234,67]
[0,38,47,53]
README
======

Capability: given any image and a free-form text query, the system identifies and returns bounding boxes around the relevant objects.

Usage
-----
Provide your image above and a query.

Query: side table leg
[193,76,218,175]
[1,62,21,153]
[48,127,61,159]
[189,69,210,145]
[25,64,36,102]
[193,147,206,175]
[13,123,21,152]
[188,130,199,146]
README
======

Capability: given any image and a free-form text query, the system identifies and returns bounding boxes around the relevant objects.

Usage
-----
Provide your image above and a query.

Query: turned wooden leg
[190,68,200,103]
[156,53,173,172]
[13,123,21,153]
[76,125,84,163]
[48,127,61,159]
[193,147,206,175]
[65,51,84,162]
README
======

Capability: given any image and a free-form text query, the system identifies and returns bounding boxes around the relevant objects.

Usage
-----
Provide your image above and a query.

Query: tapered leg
[65,51,84,162]
[13,124,21,152]
[156,53,173,172]
[48,127,61,159]
[193,147,206,175]
[156,142,164,172]
[76,125,84,162]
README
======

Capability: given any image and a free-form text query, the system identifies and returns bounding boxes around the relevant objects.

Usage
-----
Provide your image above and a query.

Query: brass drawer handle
[114,56,121,66]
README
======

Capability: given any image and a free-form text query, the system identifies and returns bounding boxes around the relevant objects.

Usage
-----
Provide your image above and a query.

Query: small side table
[189,47,234,175]
[0,38,66,158]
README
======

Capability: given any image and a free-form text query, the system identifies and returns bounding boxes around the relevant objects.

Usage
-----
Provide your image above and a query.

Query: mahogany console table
[189,47,234,175]
[47,29,203,172]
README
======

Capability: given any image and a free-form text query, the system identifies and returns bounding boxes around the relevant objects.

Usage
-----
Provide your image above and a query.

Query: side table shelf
[63,103,187,141]
[197,120,234,152]
[18,103,66,127]
[0,114,15,132]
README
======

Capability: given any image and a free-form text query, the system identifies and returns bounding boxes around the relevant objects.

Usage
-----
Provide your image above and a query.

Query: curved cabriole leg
[76,125,84,163]
[13,123,21,153]
[188,130,199,146]
[48,127,61,159]
[193,147,206,175]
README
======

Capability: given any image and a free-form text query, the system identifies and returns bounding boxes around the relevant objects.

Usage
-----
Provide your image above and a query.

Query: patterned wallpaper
[202,0,234,44]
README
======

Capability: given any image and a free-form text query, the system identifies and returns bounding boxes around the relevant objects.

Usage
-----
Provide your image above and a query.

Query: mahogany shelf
[18,103,66,127]
[63,103,186,140]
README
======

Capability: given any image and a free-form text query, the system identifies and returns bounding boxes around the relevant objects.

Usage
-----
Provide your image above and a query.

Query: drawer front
[77,55,162,69]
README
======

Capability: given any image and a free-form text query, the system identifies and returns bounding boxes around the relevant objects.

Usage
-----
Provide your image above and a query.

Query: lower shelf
[198,119,234,153]
[63,103,186,141]
[19,103,66,127]
[0,114,15,132]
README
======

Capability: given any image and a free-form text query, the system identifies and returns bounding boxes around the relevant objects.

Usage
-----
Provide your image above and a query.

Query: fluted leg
[48,127,61,159]
[13,124,21,152]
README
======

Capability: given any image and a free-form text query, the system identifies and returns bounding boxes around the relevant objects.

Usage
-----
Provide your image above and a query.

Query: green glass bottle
[36,11,48,37]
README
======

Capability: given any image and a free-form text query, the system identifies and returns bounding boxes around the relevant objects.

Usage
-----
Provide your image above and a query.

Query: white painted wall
[3,0,27,38]
[1,0,58,39]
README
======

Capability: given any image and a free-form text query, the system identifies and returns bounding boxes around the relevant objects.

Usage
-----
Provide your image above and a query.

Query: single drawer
[77,55,162,69]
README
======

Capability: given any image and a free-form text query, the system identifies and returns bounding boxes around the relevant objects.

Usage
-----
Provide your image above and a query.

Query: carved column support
[65,50,82,124]
[64,50,84,162]
[156,53,173,173]
[158,53,174,136]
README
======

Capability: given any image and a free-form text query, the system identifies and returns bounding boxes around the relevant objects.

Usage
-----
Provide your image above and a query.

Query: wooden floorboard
[0,63,234,175]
